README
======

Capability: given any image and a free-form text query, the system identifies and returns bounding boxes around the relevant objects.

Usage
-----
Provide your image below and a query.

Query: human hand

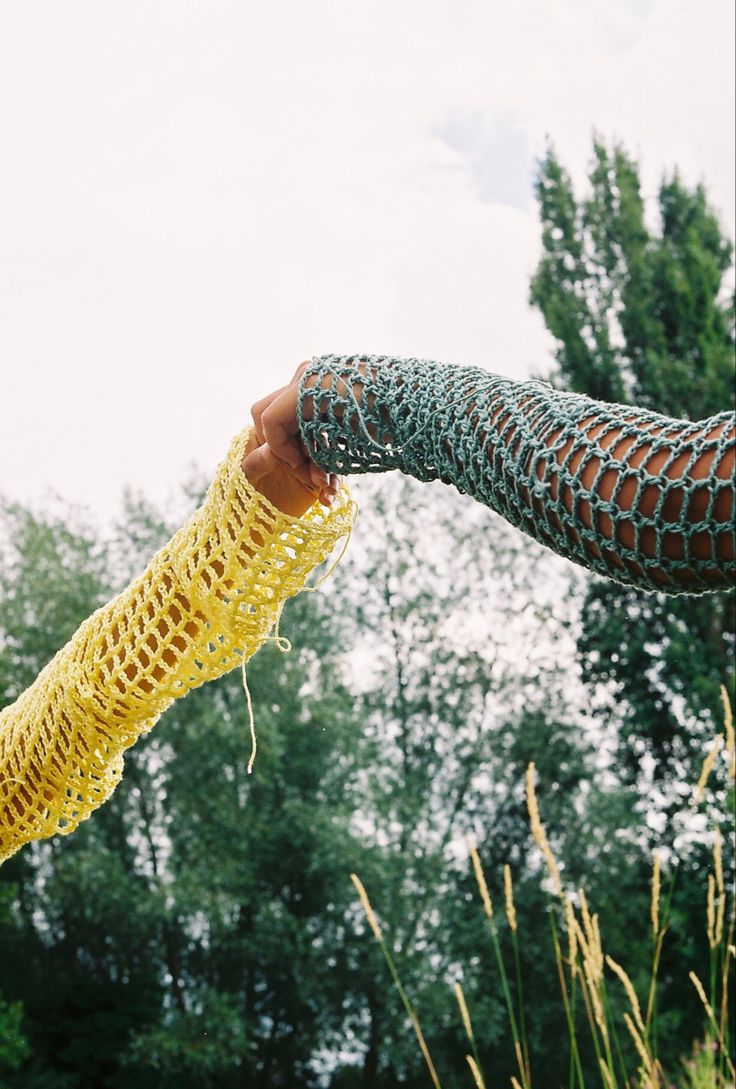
[241,428,338,518]
[245,361,319,491]
[247,357,373,484]
[242,362,339,518]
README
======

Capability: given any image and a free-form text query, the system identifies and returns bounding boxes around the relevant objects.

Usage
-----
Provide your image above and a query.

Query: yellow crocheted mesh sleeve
[0,427,356,864]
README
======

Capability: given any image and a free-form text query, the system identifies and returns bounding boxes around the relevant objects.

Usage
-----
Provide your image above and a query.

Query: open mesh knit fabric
[0,427,356,864]
[299,355,735,595]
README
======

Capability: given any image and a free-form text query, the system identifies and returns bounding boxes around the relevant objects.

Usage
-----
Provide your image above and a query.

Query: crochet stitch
[299,354,735,594]
[0,427,356,864]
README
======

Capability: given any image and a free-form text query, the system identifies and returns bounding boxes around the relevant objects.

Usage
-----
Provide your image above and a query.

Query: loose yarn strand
[304,509,356,593]
[241,658,258,775]
[240,518,353,773]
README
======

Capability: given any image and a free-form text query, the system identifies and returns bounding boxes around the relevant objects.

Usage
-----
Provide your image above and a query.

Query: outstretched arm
[256,355,735,594]
[0,427,354,864]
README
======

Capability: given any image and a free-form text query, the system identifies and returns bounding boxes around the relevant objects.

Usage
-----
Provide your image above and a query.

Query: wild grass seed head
[467,836,494,919]
[651,850,661,940]
[694,733,724,804]
[350,874,383,942]
[526,762,563,898]
[504,864,517,933]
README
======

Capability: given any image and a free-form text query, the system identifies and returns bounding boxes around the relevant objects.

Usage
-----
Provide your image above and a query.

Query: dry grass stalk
[714,826,724,896]
[513,1041,527,1088]
[716,892,726,950]
[645,927,668,1031]
[583,957,608,1044]
[576,965,601,1058]
[551,923,582,1082]
[350,874,383,941]
[689,970,714,1021]
[573,917,591,967]
[707,873,717,949]
[526,763,563,898]
[467,836,494,919]
[365,701,734,1088]
[721,916,735,1062]
[577,892,604,986]
[623,1011,656,1082]
[565,898,578,976]
[454,983,474,1043]
[606,955,645,1035]
[591,915,604,979]
[408,1009,443,1089]
[351,874,442,1089]
[598,1057,616,1089]
[651,851,661,939]
[466,1055,485,1089]
[504,864,518,933]
[713,826,726,946]
[694,733,724,803]
[721,684,735,781]
[579,889,594,954]
[568,896,613,1061]
[689,970,736,1080]
[467,839,529,1089]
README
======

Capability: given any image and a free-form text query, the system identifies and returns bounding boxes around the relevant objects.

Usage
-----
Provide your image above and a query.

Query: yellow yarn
[0,427,356,865]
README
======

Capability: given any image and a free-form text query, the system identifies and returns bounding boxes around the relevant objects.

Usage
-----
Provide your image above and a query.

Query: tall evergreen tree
[529,139,735,791]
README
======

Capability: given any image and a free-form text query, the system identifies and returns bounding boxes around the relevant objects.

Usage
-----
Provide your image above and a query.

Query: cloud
[0,0,732,515]
[590,0,656,50]
[433,111,535,213]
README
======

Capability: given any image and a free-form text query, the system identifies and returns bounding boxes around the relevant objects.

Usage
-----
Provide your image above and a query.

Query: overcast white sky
[1,0,734,518]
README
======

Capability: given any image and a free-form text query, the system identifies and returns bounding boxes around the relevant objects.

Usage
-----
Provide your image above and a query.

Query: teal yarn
[298,354,735,595]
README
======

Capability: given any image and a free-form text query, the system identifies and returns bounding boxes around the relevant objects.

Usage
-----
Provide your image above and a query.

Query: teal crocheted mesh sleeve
[297,354,735,595]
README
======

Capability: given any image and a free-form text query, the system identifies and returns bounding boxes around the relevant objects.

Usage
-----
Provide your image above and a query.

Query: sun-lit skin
[243,361,338,518]
[250,359,735,580]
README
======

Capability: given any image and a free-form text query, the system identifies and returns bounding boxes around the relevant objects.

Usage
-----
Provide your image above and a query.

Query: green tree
[0,492,367,1088]
[330,476,598,1086]
[0,885,30,1078]
[529,138,735,791]
[1,471,726,1084]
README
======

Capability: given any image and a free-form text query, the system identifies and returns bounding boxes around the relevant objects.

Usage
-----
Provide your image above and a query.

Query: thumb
[242,442,280,486]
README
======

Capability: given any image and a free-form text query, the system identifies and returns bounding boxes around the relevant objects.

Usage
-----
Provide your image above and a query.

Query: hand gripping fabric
[298,354,735,595]
[0,427,356,864]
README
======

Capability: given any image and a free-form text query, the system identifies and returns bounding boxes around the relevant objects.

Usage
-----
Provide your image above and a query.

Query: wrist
[298,355,409,475]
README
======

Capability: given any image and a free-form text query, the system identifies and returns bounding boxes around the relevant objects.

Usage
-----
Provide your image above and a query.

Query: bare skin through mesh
[299,355,735,593]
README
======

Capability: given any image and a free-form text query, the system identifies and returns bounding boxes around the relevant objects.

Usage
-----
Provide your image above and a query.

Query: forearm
[298,354,735,594]
[0,427,356,862]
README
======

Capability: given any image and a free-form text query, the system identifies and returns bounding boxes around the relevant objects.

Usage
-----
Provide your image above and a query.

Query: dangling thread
[303,510,356,594]
[241,657,257,775]
[240,505,355,773]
